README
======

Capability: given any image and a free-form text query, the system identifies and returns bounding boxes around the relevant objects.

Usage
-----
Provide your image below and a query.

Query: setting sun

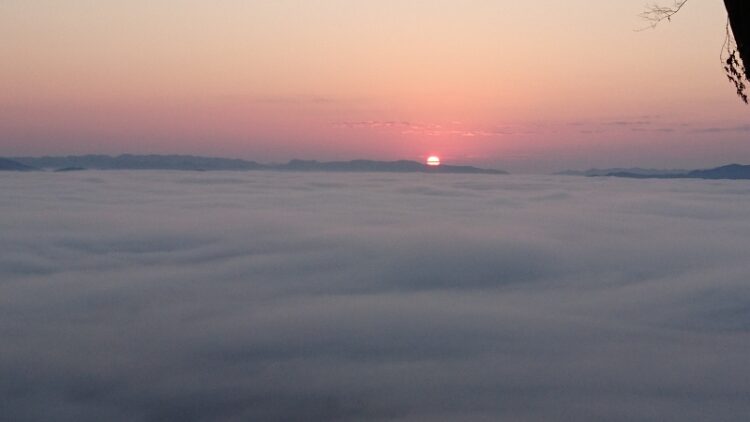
[426,156,441,166]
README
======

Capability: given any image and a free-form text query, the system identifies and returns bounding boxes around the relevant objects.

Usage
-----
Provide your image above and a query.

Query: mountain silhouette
[12,154,263,171]
[0,157,36,171]
[598,164,750,180]
[278,159,507,174]
[11,155,507,174]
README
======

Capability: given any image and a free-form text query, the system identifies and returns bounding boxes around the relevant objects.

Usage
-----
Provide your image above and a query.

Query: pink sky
[1,0,748,172]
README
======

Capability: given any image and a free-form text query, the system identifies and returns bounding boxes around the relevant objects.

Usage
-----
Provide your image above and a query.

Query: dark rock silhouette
[725,1,750,81]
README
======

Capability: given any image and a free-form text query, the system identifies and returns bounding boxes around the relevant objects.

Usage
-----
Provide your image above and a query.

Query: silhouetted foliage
[724,41,747,103]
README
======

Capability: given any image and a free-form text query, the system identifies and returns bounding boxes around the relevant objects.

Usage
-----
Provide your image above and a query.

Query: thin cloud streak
[335,120,530,137]
[691,123,750,133]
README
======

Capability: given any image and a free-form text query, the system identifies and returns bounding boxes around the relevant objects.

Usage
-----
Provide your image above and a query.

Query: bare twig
[637,0,689,31]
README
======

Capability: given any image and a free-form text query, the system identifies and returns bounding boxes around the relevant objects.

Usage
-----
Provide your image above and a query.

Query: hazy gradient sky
[1,0,748,172]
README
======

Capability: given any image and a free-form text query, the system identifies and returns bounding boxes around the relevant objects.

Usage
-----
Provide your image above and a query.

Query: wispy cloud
[333,120,412,129]
[335,120,526,137]
[572,115,685,135]
[603,115,662,127]
[691,123,750,133]
[252,95,338,105]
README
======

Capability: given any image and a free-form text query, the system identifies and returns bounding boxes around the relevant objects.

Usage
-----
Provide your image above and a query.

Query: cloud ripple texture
[2,171,750,421]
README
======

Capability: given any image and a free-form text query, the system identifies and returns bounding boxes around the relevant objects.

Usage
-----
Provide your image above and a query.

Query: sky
[1,0,748,172]
[3,171,750,421]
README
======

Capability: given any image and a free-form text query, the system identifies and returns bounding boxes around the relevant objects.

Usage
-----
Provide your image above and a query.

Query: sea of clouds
[2,171,750,421]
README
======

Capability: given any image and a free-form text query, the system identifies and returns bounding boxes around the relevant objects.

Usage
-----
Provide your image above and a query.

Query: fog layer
[2,171,750,421]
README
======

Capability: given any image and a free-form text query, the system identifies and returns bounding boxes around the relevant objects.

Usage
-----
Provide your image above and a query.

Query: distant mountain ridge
[11,154,263,171]
[8,154,507,174]
[684,164,750,179]
[280,159,507,174]
[556,168,688,177]
[595,164,750,180]
[0,157,36,171]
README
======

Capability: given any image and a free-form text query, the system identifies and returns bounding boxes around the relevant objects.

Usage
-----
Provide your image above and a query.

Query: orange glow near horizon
[1,1,749,173]
[426,156,441,166]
